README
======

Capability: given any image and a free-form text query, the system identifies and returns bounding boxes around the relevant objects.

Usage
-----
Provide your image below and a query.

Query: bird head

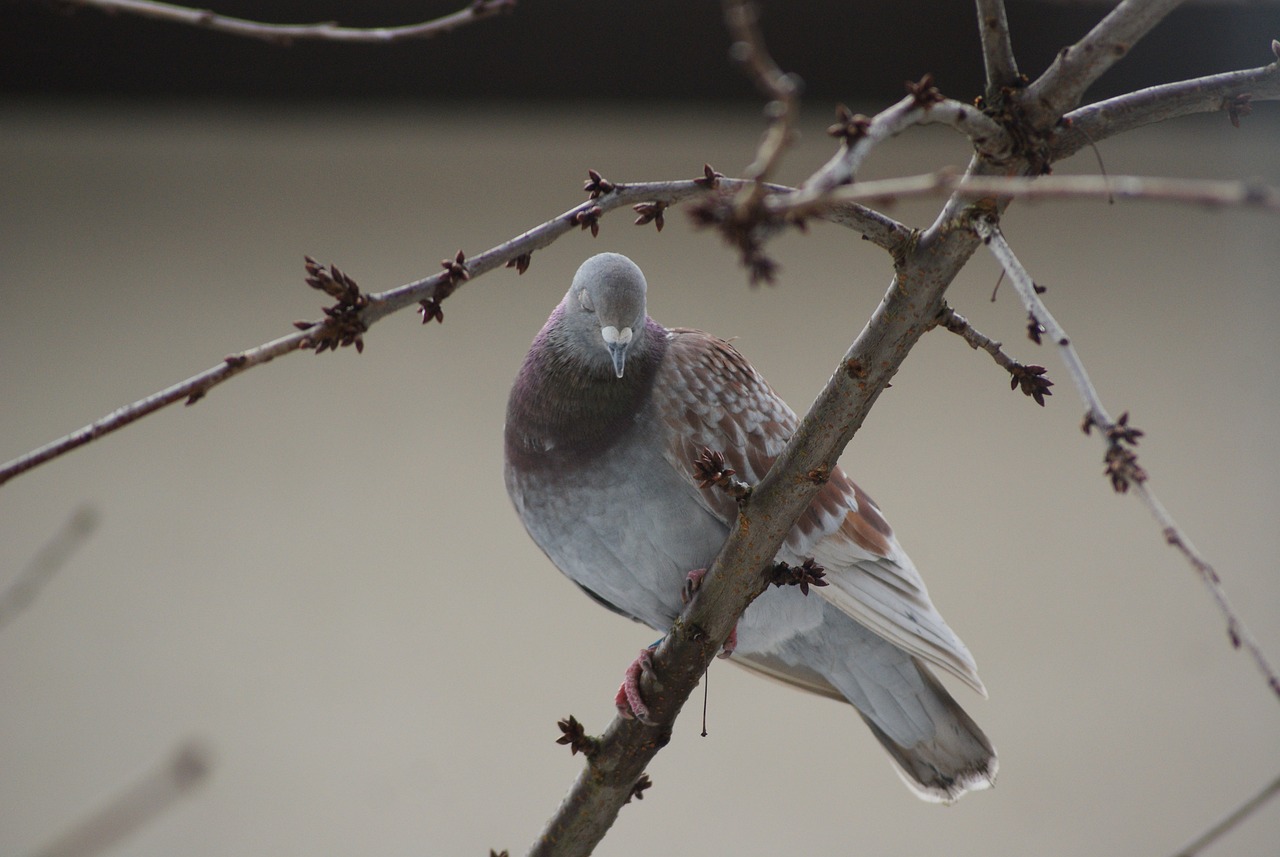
[565,253,648,379]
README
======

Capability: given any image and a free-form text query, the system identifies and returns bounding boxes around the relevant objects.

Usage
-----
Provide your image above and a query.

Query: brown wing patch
[853,482,892,537]
[837,505,893,558]
[658,328,891,555]
[788,466,894,558]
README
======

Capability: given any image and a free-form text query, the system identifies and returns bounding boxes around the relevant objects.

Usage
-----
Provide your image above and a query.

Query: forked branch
[1023,0,1189,126]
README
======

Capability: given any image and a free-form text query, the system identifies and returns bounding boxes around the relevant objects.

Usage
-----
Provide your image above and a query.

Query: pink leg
[682,568,739,659]
[681,568,707,604]
[615,645,658,725]
[718,626,738,659]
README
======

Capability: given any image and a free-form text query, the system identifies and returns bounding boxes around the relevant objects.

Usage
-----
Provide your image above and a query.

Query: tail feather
[856,658,996,803]
[735,601,996,802]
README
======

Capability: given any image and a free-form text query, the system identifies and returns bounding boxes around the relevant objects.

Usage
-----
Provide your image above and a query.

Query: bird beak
[606,342,627,378]
[601,325,633,379]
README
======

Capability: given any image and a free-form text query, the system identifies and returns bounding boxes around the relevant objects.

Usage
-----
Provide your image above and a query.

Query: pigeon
[504,252,996,802]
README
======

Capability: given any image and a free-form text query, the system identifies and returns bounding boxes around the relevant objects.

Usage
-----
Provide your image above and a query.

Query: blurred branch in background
[0,505,98,633]
[54,0,516,44]
[31,741,212,857]
[1172,773,1280,857]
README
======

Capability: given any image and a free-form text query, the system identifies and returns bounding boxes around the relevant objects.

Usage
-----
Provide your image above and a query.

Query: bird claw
[615,645,659,725]
[718,626,738,659]
[681,568,707,604]
[682,568,738,659]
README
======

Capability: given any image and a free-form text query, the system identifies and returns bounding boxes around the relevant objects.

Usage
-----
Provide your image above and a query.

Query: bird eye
[576,290,595,313]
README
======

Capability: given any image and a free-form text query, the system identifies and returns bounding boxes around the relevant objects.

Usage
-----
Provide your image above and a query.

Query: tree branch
[1022,0,1188,126]
[722,0,800,185]
[781,171,1280,215]
[975,0,1021,97]
[1051,54,1280,159]
[938,306,1054,405]
[57,0,515,44]
[974,216,1280,703]
[799,89,1014,204]
[0,176,907,488]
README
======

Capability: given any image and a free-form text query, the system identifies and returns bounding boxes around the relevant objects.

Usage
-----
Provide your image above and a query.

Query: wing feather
[650,327,985,694]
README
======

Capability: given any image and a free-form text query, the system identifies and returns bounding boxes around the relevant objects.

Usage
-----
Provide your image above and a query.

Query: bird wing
[652,327,985,695]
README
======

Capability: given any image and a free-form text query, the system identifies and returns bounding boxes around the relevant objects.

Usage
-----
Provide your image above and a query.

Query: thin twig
[1022,0,1189,126]
[974,216,1280,703]
[937,306,1054,405]
[1171,773,1280,857]
[0,177,907,489]
[777,171,1280,217]
[722,0,800,185]
[974,0,1021,96]
[0,506,98,632]
[32,741,212,857]
[60,0,515,45]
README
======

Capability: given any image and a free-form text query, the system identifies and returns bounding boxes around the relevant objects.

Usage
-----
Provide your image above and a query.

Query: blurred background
[2,2,1279,856]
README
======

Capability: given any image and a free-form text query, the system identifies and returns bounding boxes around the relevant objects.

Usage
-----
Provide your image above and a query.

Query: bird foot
[681,568,738,659]
[681,568,708,604]
[718,626,738,659]
[615,645,659,725]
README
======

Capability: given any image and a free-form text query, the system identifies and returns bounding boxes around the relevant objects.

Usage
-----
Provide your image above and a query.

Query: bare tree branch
[1172,772,1280,857]
[32,741,212,857]
[1023,0,1189,126]
[975,0,1021,96]
[1052,54,1280,159]
[0,177,907,489]
[0,505,98,632]
[974,216,1280,703]
[57,0,515,45]
[722,0,800,184]
[799,88,1014,203]
[782,171,1280,214]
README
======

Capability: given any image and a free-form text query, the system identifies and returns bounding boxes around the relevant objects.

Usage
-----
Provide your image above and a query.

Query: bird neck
[506,316,667,463]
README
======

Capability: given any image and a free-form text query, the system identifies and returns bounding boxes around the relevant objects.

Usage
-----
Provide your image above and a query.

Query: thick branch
[1051,58,1280,160]
[974,217,1280,703]
[60,0,514,44]
[1022,0,1188,126]
[975,0,1021,96]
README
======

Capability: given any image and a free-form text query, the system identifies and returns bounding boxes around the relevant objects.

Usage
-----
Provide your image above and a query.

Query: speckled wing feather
[652,327,985,695]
